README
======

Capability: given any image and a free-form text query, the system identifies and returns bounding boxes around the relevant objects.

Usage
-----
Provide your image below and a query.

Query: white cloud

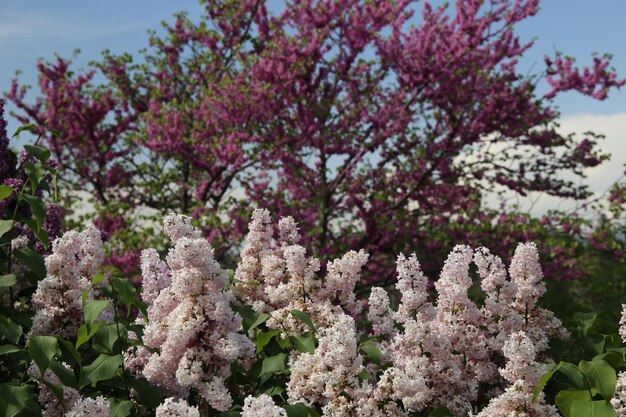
[485,112,626,216]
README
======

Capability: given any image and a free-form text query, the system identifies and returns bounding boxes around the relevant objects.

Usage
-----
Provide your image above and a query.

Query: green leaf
[579,359,616,399]
[0,274,17,288]
[0,345,20,355]
[92,274,105,285]
[290,310,316,331]
[12,123,38,138]
[597,350,624,369]
[41,380,64,403]
[256,329,280,353]
[236,304,257,333]
[260,353,287,381]
[0,317,23,344]
[135,299,148,319]
[283,402,319,417]
[130,377,165,409]
[570,400,616,417]
[79,354,123,388]
[93,324,124,354]
[585,334,606,356]
[534,362,563,401]
[76,322,105,349]
[0,383,41,417]
[556,389,592,417]
[84,299,110,330]
[559,362,588,389]
[24,145,51,163]
[28,335,58,377]
[262,385,285,396]
[249,313,270,332]
[428,408,455,417]
[13,248,46,281]
[57,336,81,366]
[24,162,46,194]
[25,219,48,249]
[22,193,47,229]
[360,343,382,365]
[0,185,14,200]
[276,336,290,349]
[289,333,316,354]
[573,313,597,337]
[0,219,13,239]
[108,399,133,417]
[605,334,622,349]
[49,359,77,388]
[48,127,61,138]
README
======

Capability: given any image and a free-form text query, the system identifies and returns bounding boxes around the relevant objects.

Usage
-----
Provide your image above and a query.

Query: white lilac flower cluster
[232,211,566,416]
[367,243,567,415]
[241,394,287,417]
[65,396,111,417]
[474,331,560,416]
[612,304,626,415]
[128,214,254,411]
[28,362,110,417]
[231,210,384,416]
[155,397,200,417]
[30,225,104,337]
[231,208,369,335]
[36,209,570,416]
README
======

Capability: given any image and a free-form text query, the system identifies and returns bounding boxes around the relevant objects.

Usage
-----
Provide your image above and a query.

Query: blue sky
[1,0,624,214]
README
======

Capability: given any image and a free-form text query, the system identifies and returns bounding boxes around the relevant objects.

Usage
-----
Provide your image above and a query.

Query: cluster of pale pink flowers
[126,214,254,411]
[612,305,626,414]
[473,331,560,416]
[28,362,110,417]
[359,242,567,415]
[30,208,576,416]
[30,225,105,337]
[231,209,368,334]
[229,210,568,416]
[155,397,200,417]
[241,394,287,417]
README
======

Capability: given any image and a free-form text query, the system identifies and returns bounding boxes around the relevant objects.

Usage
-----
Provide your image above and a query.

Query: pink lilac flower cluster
[65,396,110,417]
[241,394,287,417]
[28,362,80,417]
[366,243,567,415]
[30,225,104,337]
[230,210,565,415]
[232,209,369,335]
[473,331,560,416]
[612,304,626,414]
[28,362,110,417]
[128,214,254,411]
[155,397,200,417]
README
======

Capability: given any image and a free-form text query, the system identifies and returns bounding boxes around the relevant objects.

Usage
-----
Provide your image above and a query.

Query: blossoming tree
[7,0,624,280]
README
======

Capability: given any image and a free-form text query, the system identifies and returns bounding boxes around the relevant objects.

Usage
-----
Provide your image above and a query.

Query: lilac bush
[2,208,625,416]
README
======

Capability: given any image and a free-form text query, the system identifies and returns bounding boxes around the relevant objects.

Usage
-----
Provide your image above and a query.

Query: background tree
[7,0,624,281]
